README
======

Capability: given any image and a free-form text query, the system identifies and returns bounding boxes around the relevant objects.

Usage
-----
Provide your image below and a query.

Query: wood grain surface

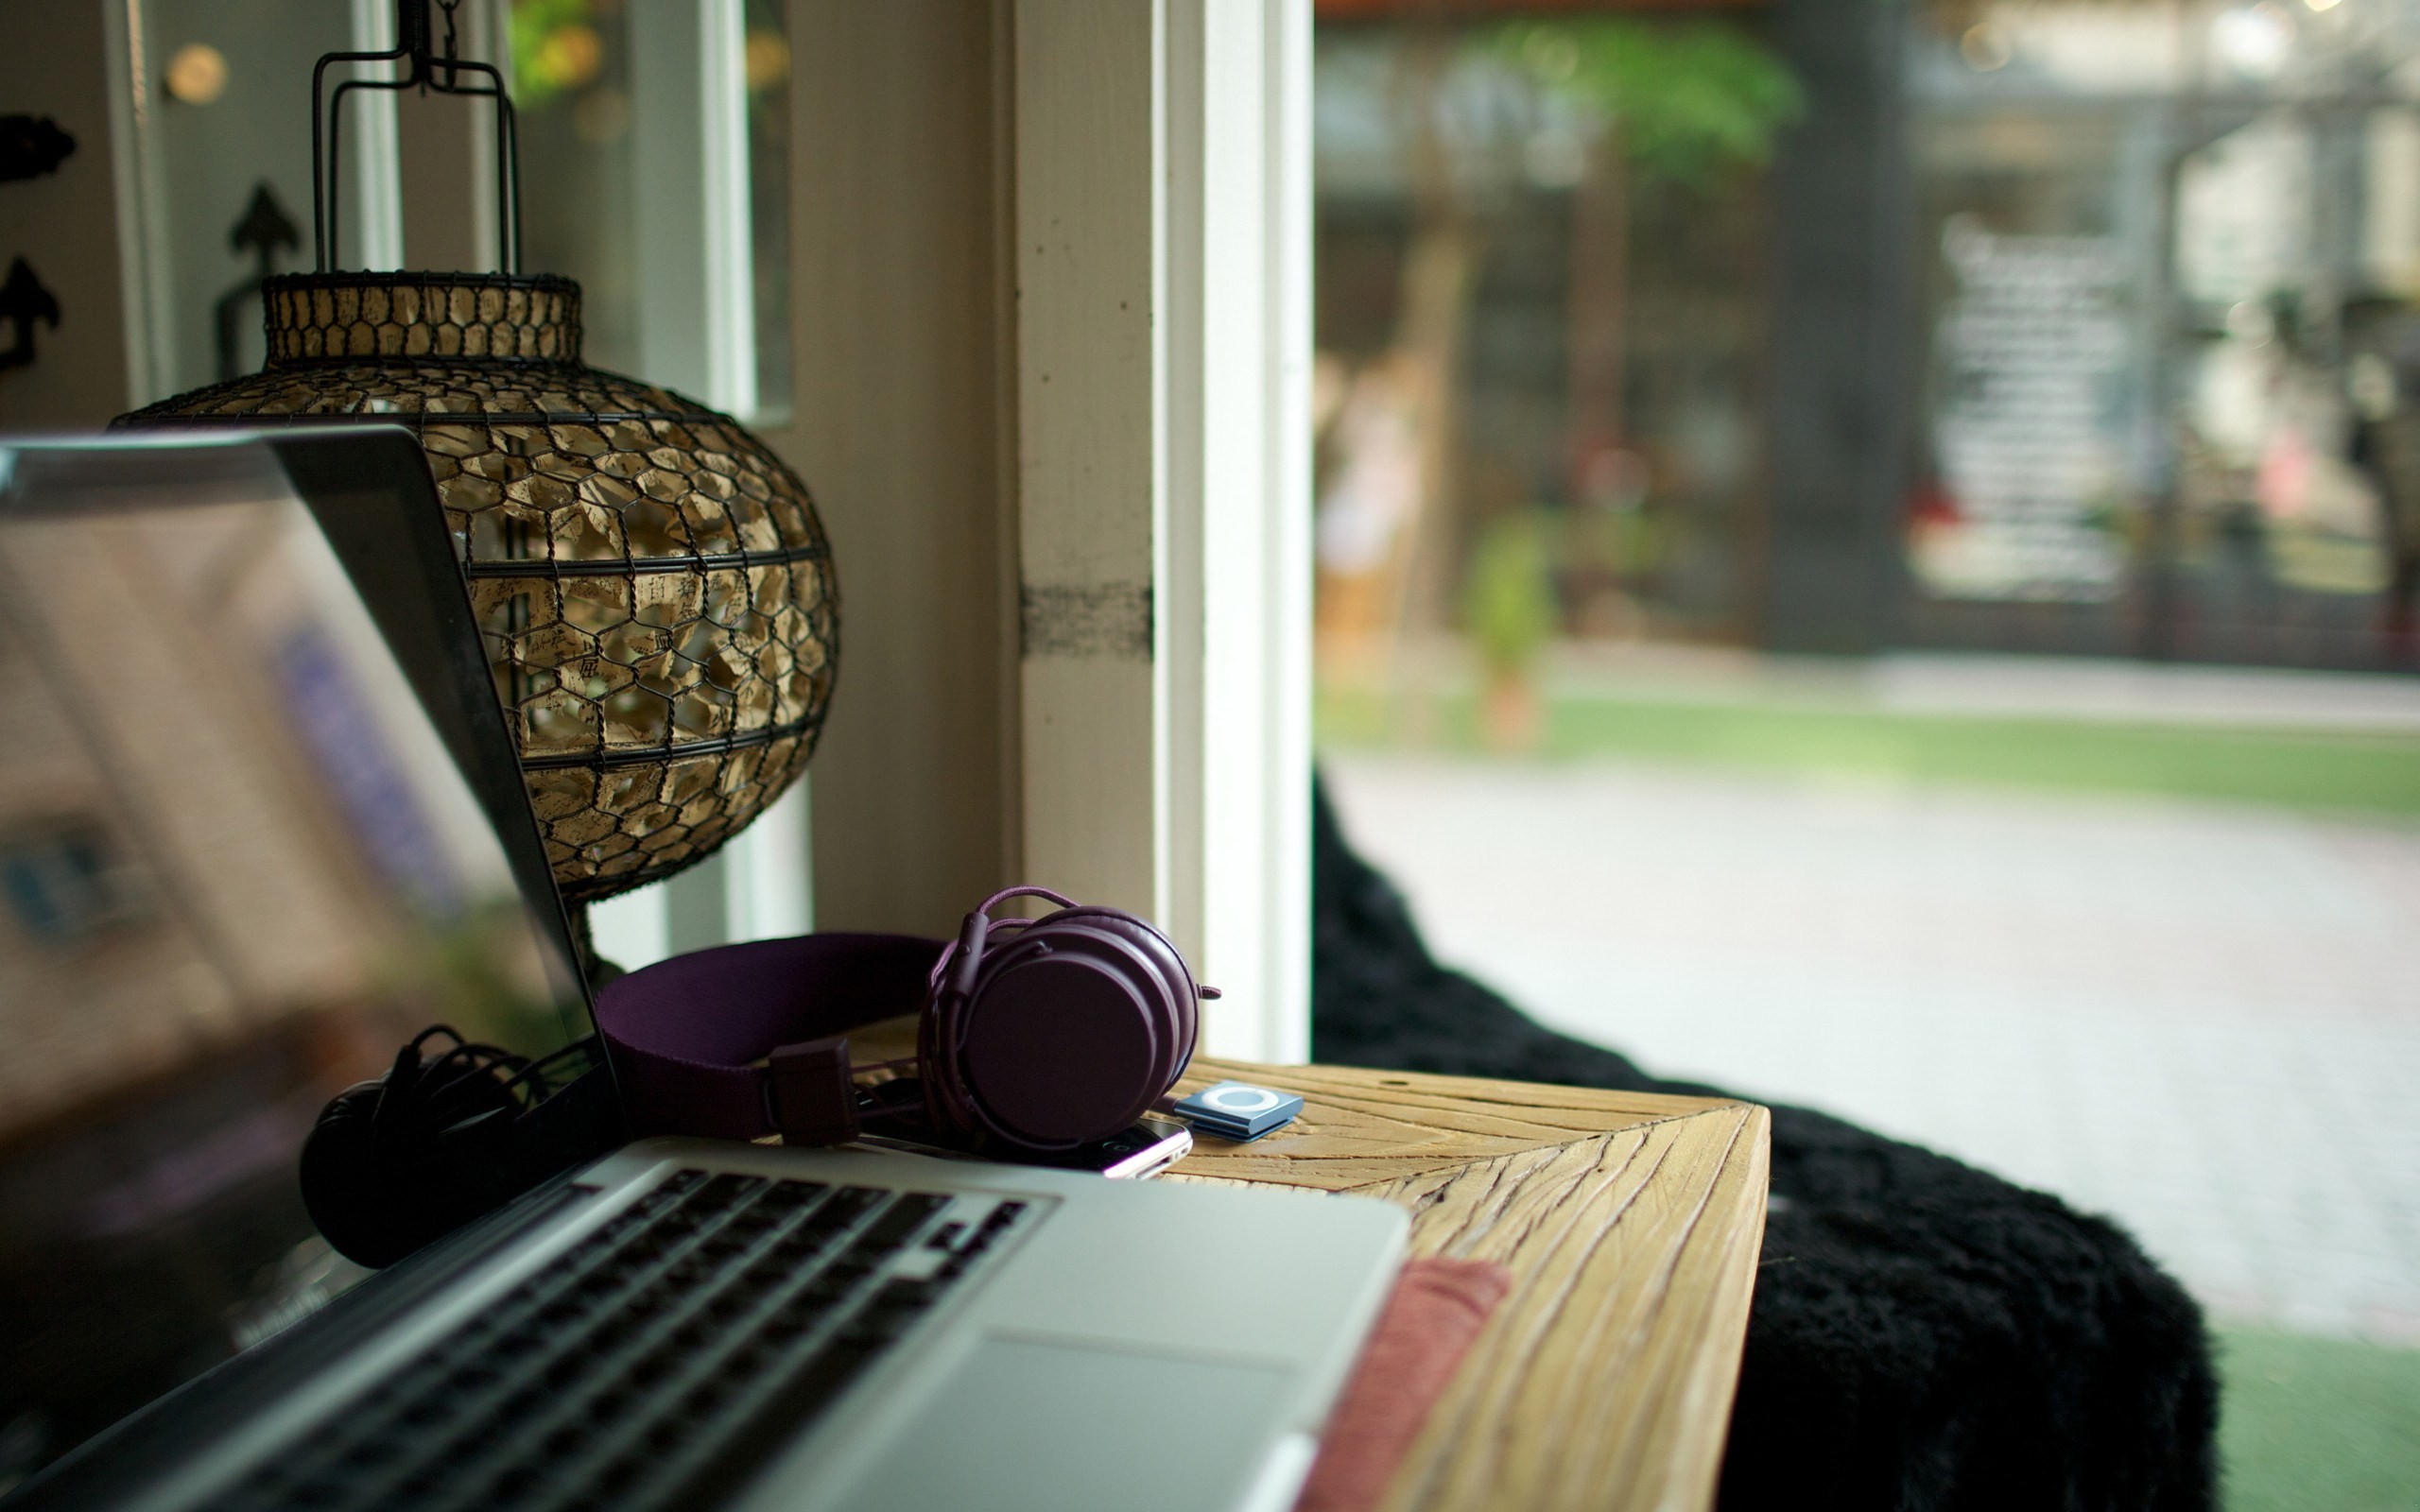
[1167,1060,1770,1512]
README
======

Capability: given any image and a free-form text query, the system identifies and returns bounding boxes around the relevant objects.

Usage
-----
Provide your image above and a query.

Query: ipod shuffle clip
[1172,1081,1304,1143]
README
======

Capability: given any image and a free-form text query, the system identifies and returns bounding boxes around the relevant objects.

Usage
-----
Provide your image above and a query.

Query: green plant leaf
[1490,18,1804,187]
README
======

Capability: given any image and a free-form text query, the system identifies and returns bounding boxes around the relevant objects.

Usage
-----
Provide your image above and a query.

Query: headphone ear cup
[299,1057,529,1269]
[1030,906,1199,1076]
[916,895,1205,1153]
[950,926,1171,1149]
[301,1080,446,1269]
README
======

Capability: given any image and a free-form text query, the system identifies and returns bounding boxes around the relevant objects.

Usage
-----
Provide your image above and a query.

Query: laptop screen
[0,434,596,1489]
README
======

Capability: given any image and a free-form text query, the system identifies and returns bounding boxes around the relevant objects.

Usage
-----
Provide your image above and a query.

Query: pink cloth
[1295,1256,1513,1512]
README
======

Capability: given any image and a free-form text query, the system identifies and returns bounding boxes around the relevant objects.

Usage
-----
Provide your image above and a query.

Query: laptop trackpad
[825,1335,1297,1512]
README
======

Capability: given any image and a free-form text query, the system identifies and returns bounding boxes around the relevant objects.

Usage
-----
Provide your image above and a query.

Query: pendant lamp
[116,0,838,912]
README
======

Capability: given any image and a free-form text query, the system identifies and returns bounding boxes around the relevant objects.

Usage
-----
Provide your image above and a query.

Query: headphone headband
[596,933,942,1143]
[592,892,1208,1153]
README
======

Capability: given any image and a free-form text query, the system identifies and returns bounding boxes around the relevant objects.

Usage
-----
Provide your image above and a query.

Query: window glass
[511,0,641,369]
[1313,15,1790,685]
[743,0,792,423]
[123,1,793,421]
[509,0,792,421]
[1910,2,2420,664]
[131,0,365,393]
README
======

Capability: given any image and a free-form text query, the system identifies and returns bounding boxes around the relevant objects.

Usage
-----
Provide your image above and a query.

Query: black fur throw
[1309,776,2218,1512]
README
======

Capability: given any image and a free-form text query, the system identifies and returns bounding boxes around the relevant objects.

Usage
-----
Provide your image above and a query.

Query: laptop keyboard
[206,1171,1029,1512]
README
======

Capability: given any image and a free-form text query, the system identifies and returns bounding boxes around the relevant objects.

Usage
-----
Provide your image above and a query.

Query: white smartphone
[850,1113,1194,1179]
[1034,1115,1195,1178]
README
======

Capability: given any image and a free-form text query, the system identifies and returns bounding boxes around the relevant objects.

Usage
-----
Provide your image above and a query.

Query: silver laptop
[0,433,1406,1512]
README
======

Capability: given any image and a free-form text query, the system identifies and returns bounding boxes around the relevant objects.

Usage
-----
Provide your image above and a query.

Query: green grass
[2218,1327,2420,1512]
[1317,688,2420,819]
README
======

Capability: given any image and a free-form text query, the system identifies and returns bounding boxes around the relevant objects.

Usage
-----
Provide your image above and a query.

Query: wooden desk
[1167,1061,1769,1512]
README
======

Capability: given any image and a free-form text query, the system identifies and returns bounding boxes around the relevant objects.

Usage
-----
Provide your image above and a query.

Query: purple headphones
[594,887,1217,1155]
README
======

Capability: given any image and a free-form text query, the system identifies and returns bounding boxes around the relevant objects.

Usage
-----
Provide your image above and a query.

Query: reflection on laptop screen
[0,437,593,1489]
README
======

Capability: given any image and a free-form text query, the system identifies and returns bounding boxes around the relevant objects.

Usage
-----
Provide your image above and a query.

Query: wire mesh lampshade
[112,4,835,906]
[118,275,837,905]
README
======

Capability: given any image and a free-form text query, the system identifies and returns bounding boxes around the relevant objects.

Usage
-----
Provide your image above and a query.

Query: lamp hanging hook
[429,0,465,94]
[308,0,523,275]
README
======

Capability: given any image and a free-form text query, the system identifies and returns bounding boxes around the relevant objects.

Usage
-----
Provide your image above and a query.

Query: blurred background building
[1313,0,2420,696]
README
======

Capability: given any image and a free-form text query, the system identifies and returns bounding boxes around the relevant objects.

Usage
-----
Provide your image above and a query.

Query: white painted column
[698,0,759,421]
[1012,0,1167,921]
[690,0,798,943]
[345,0,405,271]
[1191,0,1313,1062]
[626,0,759,423]
[1015,0,1313,1060]
[587,881,674,972]
[1259,0,1317,1063]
